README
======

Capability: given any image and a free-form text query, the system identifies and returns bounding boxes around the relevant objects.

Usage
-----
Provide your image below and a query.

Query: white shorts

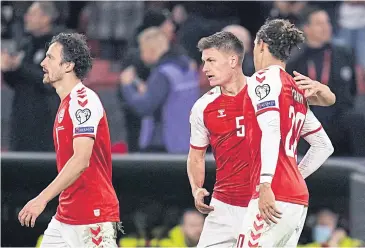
[40,217,118,248]
[198,198,248,248]
[236,199,307,248]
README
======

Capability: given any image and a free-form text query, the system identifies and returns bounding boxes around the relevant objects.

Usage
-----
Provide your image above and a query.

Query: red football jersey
[190,85,251,207]
[53,83,119,225]
[244,65,321,206]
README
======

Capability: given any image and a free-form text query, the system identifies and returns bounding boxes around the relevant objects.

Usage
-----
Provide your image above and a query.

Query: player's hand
[258,183,282,224]
[18,196,47,228]
[293,71,322,98]
[193,188,214,214]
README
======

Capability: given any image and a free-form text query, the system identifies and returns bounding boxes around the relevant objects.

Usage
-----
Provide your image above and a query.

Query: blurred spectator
[262,1,308,25]
[222,25,255,76]
[119,9,179,152]
[82,1,144,60]
[287,6,365,157]
[119,208,204,247]
[119,27,199,153]
[1,1,60,151]
[336,1,365,69]
[158,209,204,247]
[300,209,363,247]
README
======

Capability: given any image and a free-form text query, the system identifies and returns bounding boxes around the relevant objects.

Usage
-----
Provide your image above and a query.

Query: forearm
[187,154,206,196]
[299,128,334,179]
[38,156,89,202]
[258,112,281,184]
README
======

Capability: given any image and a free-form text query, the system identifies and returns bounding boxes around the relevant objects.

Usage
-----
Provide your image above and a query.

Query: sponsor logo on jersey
[257,100,275,110]
[75,126,94,134]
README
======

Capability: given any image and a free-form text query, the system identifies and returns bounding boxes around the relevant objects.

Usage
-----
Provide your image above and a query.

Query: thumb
[293,71,301,76]
[202,189,210,196]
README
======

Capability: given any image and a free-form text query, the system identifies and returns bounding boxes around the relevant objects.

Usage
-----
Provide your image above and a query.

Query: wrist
[192,187,203,198]
[260,173,273,184]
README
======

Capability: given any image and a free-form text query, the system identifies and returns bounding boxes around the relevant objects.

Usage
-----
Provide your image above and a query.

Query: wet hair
[197,31,245,64]
[49,32,92,79]
[256,19,305,61]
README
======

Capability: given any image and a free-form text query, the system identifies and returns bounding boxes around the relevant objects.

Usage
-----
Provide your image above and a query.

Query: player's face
[201,48,235,87]
[253,37,264,71]
[40,42,68,84]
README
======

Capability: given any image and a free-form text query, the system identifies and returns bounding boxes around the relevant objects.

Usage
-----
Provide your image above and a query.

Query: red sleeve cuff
[302,126,322,138]
[190,144,208,150]
[256,107,280,116]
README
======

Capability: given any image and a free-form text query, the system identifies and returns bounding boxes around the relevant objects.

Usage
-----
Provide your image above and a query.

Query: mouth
[207,75,214,80]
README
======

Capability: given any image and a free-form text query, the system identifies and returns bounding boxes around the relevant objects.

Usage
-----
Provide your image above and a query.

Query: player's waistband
[212,191,250,207]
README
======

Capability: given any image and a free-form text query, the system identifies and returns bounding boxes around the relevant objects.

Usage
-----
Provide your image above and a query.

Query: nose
[202,63,209,73]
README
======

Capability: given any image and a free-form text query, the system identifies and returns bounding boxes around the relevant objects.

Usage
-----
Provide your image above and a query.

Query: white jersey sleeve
[247,66,282,116]
[189,100,209,149]
[69,87,104,139]
[247,67,283,184]
[298,110,334,179]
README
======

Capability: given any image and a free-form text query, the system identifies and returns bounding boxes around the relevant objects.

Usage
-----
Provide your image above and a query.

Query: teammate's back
[246,66,309,205]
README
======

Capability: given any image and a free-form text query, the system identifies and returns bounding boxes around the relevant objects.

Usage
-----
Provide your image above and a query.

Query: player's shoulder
[192,86,221,113]
[69,83,103,108]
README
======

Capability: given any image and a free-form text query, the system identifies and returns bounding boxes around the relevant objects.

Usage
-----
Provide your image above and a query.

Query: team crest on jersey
[75,108,91,124]
[255,84,270,100]
[58,108,65,123]
[217,109,226,118]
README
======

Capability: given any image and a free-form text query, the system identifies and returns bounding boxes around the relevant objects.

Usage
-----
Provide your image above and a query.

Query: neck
[54,75,81,101]
[221,71,246,96]
[261,57,286,71]
[306,39,326,48]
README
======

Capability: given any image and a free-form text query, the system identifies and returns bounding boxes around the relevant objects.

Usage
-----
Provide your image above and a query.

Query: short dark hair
[299,6,325,26]
[49,32,92,80]
[197,31,245,64]
[256,19,305,61]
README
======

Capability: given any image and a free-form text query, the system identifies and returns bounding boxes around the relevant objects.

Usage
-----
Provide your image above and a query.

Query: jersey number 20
[285,106,305,157]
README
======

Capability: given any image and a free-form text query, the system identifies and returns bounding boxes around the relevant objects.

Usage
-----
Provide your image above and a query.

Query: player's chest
[204,103,244,136]
[53,103,73,142]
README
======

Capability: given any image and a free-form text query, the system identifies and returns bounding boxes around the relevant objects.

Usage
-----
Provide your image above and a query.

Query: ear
[229,54,239,68]
[65,62,75,73]
[258,39,265,53]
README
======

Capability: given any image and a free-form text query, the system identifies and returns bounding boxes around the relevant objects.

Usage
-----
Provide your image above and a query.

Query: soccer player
[18,33,120,247]
[188,32,250,247]
[188,31,335,247]
[236,19,334,248]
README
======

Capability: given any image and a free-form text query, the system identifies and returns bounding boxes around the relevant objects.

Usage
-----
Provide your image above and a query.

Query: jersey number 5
[285,106,305,157]
[236,116,245,137]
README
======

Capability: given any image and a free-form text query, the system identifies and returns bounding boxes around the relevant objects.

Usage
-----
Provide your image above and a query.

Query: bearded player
[236,19,334,248]
[18,33,120,247]
[188,30,335,247]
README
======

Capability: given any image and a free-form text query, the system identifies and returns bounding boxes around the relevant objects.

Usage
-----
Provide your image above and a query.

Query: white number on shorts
[285,106,305,158]
[56,126,65,151]
[236,116,245,137]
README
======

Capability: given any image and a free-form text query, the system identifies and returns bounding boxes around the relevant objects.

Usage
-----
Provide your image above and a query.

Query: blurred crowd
[1,1,365,247]
[1,1,365,156]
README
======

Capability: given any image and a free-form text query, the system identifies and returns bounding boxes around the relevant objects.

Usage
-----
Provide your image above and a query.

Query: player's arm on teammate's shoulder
[298,109,334,179]
[247,68,282,223]
[293,71,336,106]
[187,101,213,214]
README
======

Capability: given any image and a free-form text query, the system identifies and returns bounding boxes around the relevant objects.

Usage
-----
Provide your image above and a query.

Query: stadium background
[1,1,365,247]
